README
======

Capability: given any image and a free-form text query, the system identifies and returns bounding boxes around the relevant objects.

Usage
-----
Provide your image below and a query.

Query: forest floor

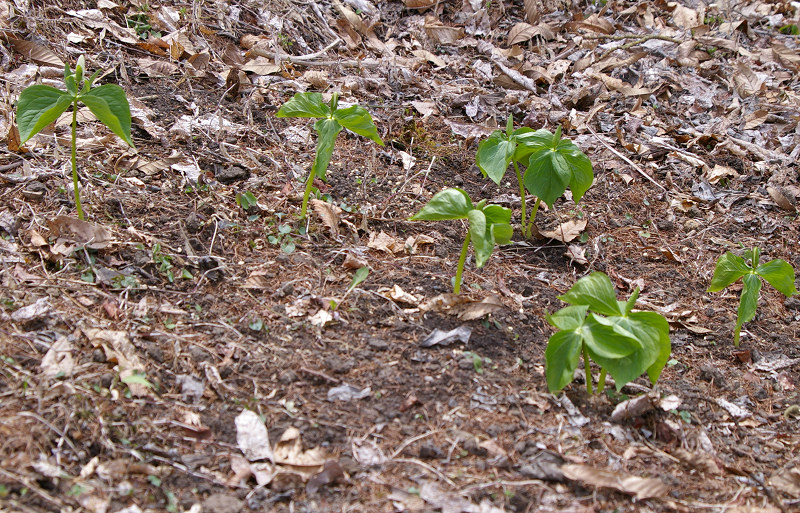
[1,0,799,512]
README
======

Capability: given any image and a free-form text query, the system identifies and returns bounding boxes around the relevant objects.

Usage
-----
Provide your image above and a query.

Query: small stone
[203,493,244,513]
[22,181,46,201]
[92,349,106,363]
[657,219,674,231]
[324,356,355,374]
[698,365,726,388]
[185,212,202,233]
[785,297,800,311]
[214,165,249,184]
[189,346,210,362]
[684,219,703,231]
[367,338,389,351]
[100,373,113,388]
[278,370,298,384]
[419,443,443,459]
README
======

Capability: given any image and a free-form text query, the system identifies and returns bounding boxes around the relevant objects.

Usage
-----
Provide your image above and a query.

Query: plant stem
[597,369,607,393]
[525,198,541,238]
[300,169,315,219]
[71,103,83,220]
[454,232,471,294]
[513,162,526,234]
[582,345,593,394]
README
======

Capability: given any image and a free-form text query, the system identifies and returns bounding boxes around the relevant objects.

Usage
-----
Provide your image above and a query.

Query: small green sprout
[276,92,383,219]
[476,115,593,237]
[16,55,133,220]
[708,247,797,346]
[410,188,512,294]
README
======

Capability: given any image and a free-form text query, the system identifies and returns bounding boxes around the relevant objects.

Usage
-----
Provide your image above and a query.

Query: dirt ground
[1,0,799,512]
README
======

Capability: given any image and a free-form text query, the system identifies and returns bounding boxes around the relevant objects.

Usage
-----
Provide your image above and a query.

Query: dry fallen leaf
[48,216,113,249]
[536,219,587,243]
[561,463,669,499]
[310,199,341,236]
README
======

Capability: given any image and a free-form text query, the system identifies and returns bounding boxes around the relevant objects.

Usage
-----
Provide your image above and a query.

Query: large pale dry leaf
[84,329,153,397]
[243,270,271,289]
[423,16,464,44]
[235,409,274,462]
[48,216,112,249]
[40,336,75,379]
[536,219,587,243]
[671,447,723,475]
[561,464,669,499]
[455,294,503,321]
[669,2,701,29]
[411,49,446,68]
[241,56,281,75]
[368,231,402,253]
[11,297,51,322]
[772,42,800,72]
[768,466,800,498]
[508,22,554,45]
[767,186,797,211]
[136,57,179,76]
[273,427,327,471]
[576,13,615,34]
[9,38,63,67]
[66,9,139,44]
[593,73,652,96]
[310,199,341,236]
[732,61,763,97]
[403,0,437,10]
[705,164,739,184]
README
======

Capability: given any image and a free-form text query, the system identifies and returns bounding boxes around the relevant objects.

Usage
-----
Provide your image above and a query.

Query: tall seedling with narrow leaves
[476,116,592,238]
[276,92,383,219]
[545,272,671,394]
[411,188,512,294]
[16,55,133,220]
[708,247,797,346]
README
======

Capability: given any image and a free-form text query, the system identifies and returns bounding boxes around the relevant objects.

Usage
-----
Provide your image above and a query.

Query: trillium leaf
[708,252,750,292]
[755,259,797,296]
[333,105,383,145]
[523,148,570,208]
[410,188,473,220]
[546,304,589,331]
[468,209,493,268]
[545,330,583,393]
[276,92,330,118]
[81,84,133,146]
[311,118,343,181]
[582,315,641,359]
[16,85,73,143]
[476,131,515,185]
[559,272,622,316]
[735,273,761,345]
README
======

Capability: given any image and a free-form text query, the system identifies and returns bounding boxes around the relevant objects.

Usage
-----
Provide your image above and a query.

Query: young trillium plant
[276,92,383,219]
[545,272,671,394]
[411,188,512,294]
[476,116,593,238]
[16,55,133,220]
[708,247,797,346]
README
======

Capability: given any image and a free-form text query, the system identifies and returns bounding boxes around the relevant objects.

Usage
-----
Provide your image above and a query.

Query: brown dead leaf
[9,38,64,67]
[733,61,763,97]
[768,465,800,498]
[576,13,615,34]
[404,0,437,10]
[242,56,281,75]
[767,186,797,211]
[136,58,180,76]
[342,252,368,270]
[593,73,653,96]
[7,125,23,153]
[310,199,341,236]
[368,231,402,253]
[411,49,446,68]
[454,294,503,321]
[561,463,669,499]
[536,219,587,243]
[243,270,270,289]
[48,216,112,249]
[423,16,464,44]
[84,329,153,397]
[508,22,554,45]
[772,42,800,72]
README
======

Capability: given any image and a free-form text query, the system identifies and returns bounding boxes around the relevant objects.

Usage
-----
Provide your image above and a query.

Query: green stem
[300,170,315,219]
[525,198,541,239]
[597,369,607,394]
[454,232,471,294]
[71,103,83,220]
[582,344,593,394]
[513,162,526,234]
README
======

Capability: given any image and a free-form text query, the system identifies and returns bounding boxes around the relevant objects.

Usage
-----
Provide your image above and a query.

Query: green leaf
[276,92,330,118]
[348,266,370,292]
[482,204,513,245]
[609,311,670,384]
[468,209,492,268]
[545,330,583,393]
[558,139,594,203]
[755,259,797,296]
[559,272,622,316]
[410,188,473,220]
[546,304,589,331]
[16,85,73,143]
[333,105,383,145]
[81,84,133,146]
[311,118,343,181]
[476,131,515,184]
[582,315,641,359]
[491,222,513,245]
[523,148,571,208]
[735,273,761,345]
[121,373,155,389]
[708,252,750,291]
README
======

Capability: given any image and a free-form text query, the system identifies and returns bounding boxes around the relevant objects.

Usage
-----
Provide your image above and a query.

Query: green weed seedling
[708,247,797,346]
[545,272,671,394]
[16,55,133,220]
[476,115,592,238]
[410,188,512,294]
[276,92,383,219]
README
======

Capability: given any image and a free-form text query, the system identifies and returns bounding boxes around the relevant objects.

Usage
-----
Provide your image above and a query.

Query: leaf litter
[1,0,800,512]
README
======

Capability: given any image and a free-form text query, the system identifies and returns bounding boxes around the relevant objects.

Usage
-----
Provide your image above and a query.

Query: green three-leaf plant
[545,272,671,394]
[476,115,593,238]
[410,188,512,294]
[707,247,797,346]
[16,55,133,220]
[276,92,383,219]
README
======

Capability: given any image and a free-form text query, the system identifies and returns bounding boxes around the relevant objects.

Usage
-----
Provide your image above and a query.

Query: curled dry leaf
[235,409,274,462]
[40,336,75,380]
[310,198,341,236]
[9,38,64,67]
[403,0,438,10]
[423,16,464,44]
[48,215,112,249]
[561,463,669,499]
[535,219,587,243]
